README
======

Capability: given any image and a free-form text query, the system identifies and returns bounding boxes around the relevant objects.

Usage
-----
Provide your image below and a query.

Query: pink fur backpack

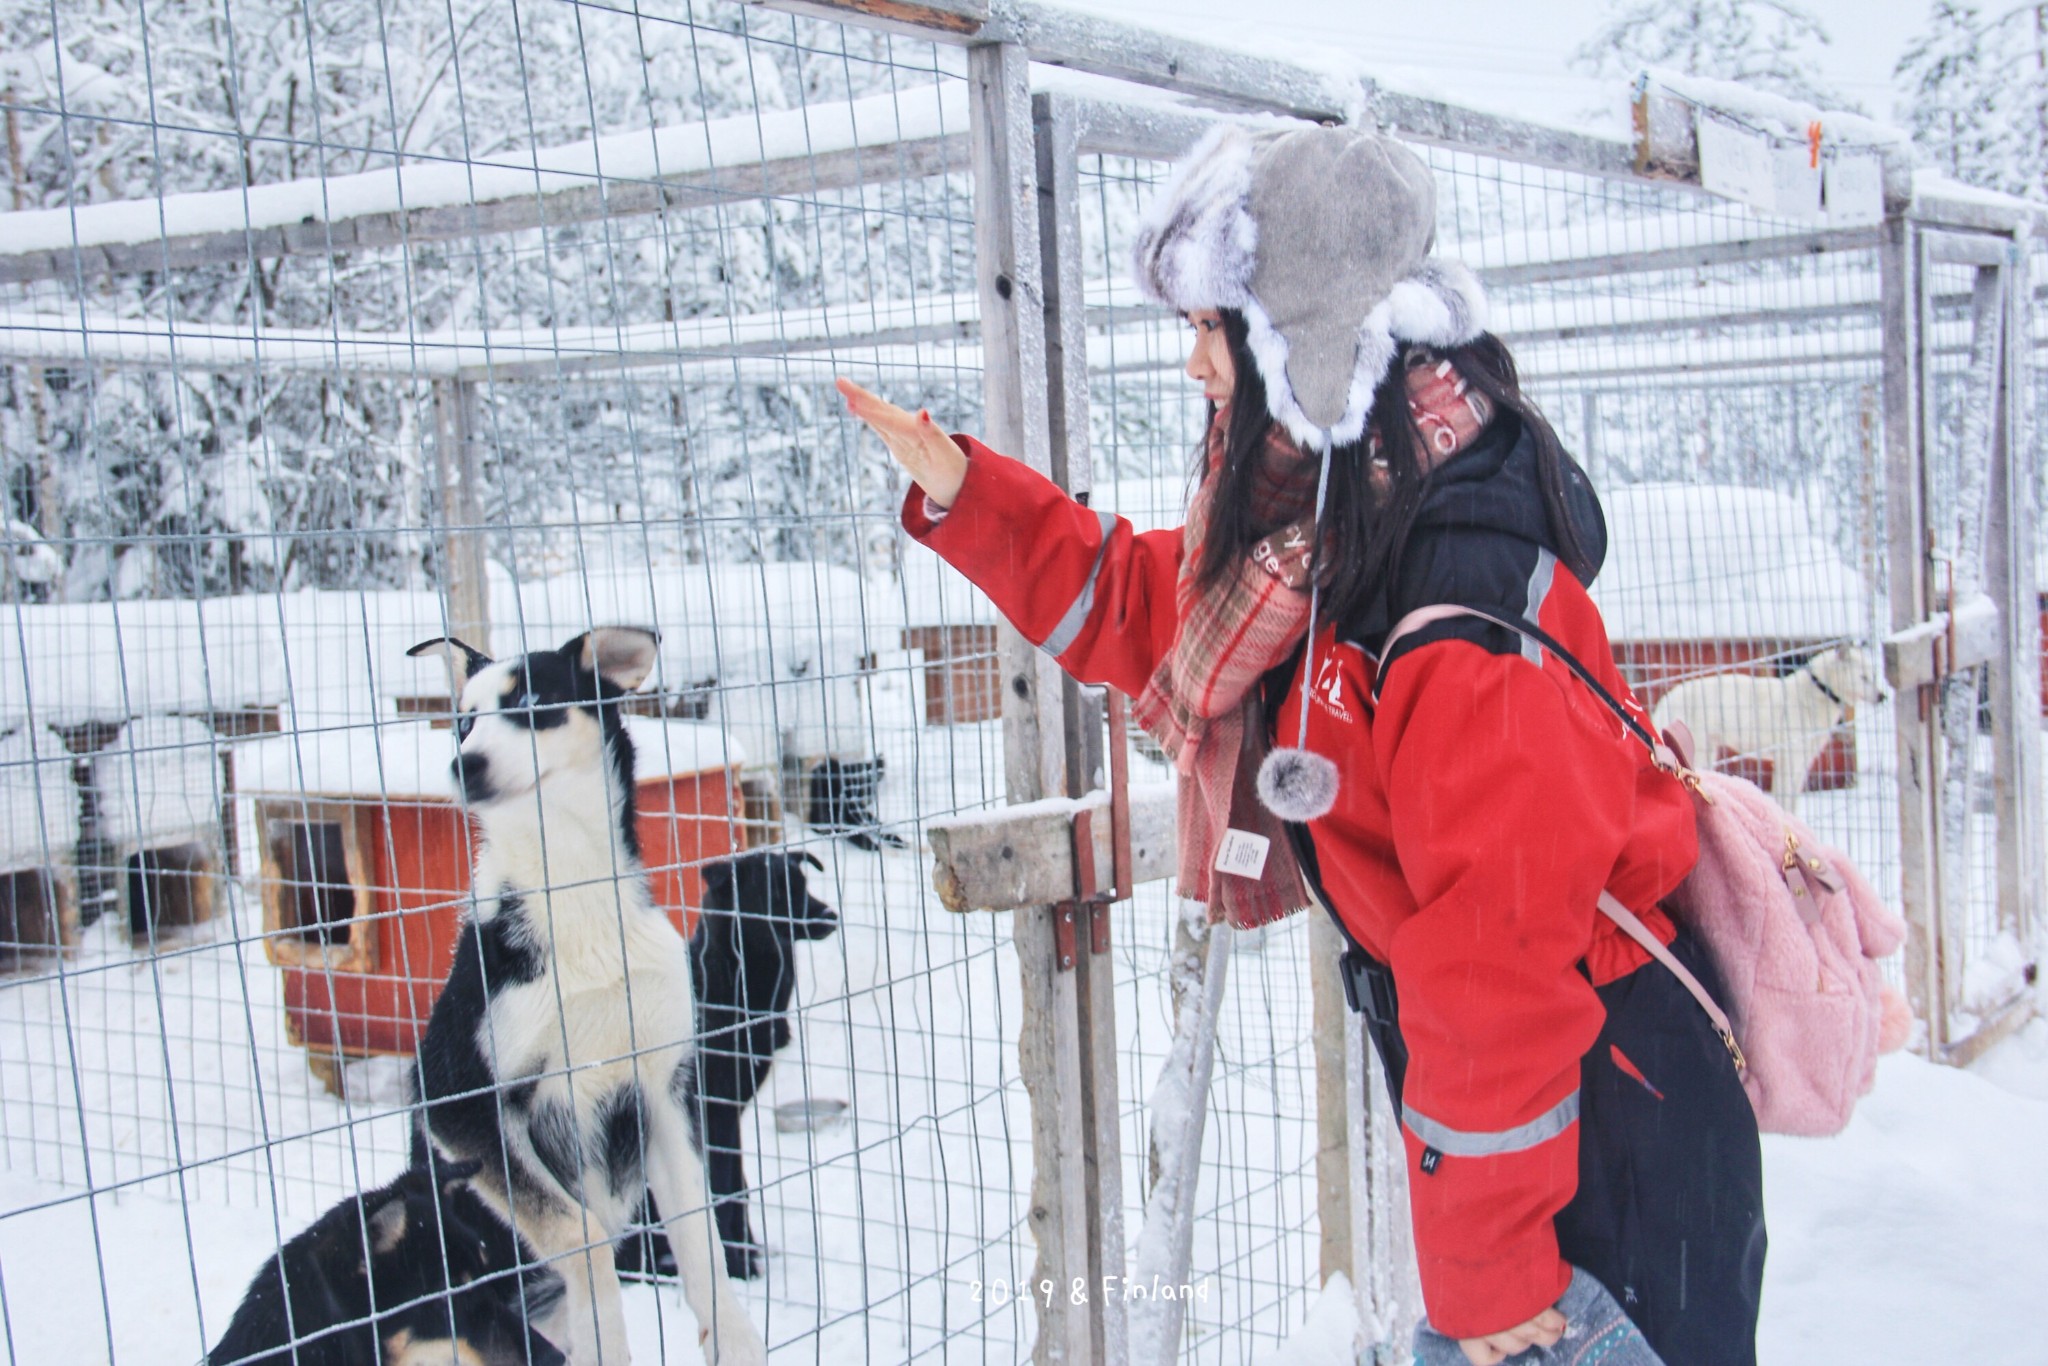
[1380,606,1914,1137]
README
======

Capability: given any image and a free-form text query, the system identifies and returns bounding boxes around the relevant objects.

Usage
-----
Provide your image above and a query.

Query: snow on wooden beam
[757,0,1351,121]
[1482,226,1884,288]
[1062,95,1218,163]
[925,783,1176,913]
[745,0,988,39]
[0,83,970,286]
[1373,90,1636,183]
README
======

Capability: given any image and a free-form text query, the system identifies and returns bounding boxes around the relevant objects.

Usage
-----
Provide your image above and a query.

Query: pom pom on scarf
[1256,747,1339,822]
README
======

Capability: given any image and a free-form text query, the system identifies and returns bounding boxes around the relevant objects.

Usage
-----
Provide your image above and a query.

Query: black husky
[804,756,905,851]
[616,850,838,1282]
[208,1159,564,1366]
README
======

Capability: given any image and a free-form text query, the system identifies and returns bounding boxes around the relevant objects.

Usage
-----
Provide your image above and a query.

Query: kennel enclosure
[0,2,2043,1363]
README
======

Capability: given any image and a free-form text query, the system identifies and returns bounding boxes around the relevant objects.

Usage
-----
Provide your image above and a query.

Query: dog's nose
[452,751,492,802]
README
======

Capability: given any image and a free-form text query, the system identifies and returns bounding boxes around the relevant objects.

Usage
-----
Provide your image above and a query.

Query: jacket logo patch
[1609,1044,1665,1100]
[1311,653,1354,722]
[1419,1147,1443,1175]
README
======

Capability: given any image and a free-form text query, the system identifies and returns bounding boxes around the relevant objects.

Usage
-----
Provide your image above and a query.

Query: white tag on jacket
[1215,829,1271,880]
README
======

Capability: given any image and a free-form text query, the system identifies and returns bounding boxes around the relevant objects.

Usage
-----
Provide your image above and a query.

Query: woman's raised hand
[836,377,969,508]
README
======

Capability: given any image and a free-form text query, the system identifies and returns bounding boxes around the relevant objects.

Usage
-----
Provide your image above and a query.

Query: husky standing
[406,628,766,1366]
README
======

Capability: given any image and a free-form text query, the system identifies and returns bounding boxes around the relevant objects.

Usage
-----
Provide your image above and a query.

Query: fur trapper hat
[1132,124,1487,452]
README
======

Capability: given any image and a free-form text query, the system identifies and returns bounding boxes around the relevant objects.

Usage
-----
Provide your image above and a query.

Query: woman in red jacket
[840,124,1763,1366]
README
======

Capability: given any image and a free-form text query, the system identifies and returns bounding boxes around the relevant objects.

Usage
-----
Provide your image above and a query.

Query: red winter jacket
[904,418,1699,1339]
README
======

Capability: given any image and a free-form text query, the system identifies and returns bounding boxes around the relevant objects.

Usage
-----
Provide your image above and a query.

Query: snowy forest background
[0,0,2041,604]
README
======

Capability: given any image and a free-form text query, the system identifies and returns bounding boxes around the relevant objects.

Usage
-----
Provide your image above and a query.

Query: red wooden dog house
[1594,484,1871,793]
[238,718,744,1085]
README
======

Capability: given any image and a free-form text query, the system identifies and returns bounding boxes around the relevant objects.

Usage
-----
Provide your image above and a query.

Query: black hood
[1411,412,1607,577]
[1341,413,1607,643]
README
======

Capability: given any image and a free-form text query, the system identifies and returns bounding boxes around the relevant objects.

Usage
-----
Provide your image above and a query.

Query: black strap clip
[1338,946,1399,1025]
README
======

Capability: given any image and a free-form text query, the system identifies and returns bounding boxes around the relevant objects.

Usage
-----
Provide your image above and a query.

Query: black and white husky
[405,628,766,1366]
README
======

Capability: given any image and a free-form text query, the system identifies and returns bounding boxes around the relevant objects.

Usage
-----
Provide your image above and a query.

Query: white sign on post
[1697,113,1776,213]
[1824,150,1884,227]
[1772,141,1823,221]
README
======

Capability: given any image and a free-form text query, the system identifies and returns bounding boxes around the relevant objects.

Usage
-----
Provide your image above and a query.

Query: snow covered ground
[0,649,1326,1365]
[1250,1006,2048,1366]
[0,584,2034,1364]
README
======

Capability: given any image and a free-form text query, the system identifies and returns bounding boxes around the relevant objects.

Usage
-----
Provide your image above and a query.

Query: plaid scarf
[1130,349,1494,929]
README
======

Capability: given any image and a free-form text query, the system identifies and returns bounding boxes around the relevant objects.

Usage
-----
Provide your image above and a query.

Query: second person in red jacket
[839,123,1763,1366]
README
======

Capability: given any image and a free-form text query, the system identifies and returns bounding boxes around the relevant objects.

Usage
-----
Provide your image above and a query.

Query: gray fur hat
[1132,124,1487,452]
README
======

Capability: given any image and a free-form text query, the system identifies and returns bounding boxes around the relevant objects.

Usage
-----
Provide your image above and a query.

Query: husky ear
[564,627,660,692]
[367,1190,410,1255]
[407,637,492,691]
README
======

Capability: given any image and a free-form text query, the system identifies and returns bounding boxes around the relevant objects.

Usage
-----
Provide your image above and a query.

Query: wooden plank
[1068,99,1221,163]
[1374,89,1636,182]
[986,3,1347,122]
[1480,226,1884,288]
[1037,92,1124,1365]
[1309,911,1354,1288]
[755,0,1346,119]
[744,0,988,38]
[430,379,491,654]
[1984,255,2041,957]
[1881,215,1943,1050]
[1910,189,2048,238]
[1924,229,2018,268]
[971,40,1091,1366]
[0,132,966,286]
[926,784,1176,913]
[1881,595,2001,690]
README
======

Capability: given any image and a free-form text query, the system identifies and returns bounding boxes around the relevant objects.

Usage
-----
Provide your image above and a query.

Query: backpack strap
[1597,891,1746,1072]
[1374,602,1694,781]
[1375,603,1743,1070]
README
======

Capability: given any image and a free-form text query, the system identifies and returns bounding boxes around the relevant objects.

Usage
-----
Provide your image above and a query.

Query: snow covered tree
[1894,3,2048,199]
[1573,0,1854,110]
[1896,3,2004,187]
[1,0,972,594]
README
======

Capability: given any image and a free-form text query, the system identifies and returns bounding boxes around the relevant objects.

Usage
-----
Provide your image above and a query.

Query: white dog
[1650,644,1880,813]
[407,628,766,1366]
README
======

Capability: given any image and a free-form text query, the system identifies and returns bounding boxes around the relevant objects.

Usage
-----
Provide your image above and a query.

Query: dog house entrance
[274,822,352,943]
[2,870,72,970]
[126,846,217,940]
[261,804,371,962]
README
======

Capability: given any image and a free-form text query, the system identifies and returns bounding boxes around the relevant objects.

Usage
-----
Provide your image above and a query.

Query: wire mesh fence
[0,2,2042,1364]
[0,2,1043,1361]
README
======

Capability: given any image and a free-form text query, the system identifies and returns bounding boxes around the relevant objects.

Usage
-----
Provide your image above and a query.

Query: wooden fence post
[430,378,490,653]
[1309,911,1356,1289]
[1036,91,1128,1366]
[969,40,1097,1366]
[1879,214,1940,1047]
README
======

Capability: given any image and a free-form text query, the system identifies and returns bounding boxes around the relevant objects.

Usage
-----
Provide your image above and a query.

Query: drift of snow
[1236,1016,2048,1365]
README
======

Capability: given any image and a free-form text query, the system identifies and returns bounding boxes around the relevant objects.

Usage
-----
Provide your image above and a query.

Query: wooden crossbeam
[926,783,1175,913]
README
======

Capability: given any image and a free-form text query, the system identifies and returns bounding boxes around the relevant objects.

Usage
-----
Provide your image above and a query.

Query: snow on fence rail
[0,1,2041,1364]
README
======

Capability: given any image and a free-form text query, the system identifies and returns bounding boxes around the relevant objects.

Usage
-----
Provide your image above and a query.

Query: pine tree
[1895,2,2048,199]
[1574,0,1853,110]
[1896,3,2001,187]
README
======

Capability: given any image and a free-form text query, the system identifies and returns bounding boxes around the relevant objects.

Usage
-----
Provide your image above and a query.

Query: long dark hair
[1194,310,1593,625]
